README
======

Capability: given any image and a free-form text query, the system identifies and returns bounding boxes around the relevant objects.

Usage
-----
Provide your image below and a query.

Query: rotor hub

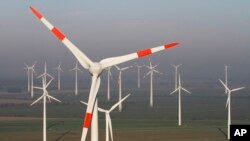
[89,62,103,75]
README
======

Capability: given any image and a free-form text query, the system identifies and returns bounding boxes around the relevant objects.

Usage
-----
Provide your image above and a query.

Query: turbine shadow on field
[47,120,64,130]
[217,127,227,139]
[54,130,72,141]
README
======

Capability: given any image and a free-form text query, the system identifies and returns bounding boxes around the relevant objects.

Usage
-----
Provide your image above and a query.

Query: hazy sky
[0,0,250,82]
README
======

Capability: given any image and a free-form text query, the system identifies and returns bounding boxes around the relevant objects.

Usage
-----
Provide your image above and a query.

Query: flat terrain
[0,118,233,141]
[0,86,249,141]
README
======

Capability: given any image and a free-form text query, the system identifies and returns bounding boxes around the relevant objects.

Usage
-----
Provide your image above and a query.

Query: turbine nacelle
[89,62,103,76]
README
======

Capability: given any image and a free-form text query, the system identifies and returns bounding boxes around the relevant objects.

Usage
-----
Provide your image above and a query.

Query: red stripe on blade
[137,49,152,58]
[83,113,92,128]
[30,6,43,19]
[51,27,65,41]
[164,42,179,49]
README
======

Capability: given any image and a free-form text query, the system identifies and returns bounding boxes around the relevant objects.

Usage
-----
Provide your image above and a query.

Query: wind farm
[1,1,250,141]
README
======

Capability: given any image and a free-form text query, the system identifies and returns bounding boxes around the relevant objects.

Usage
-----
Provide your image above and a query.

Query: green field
[0,88,249,141]
[0,118,238,141]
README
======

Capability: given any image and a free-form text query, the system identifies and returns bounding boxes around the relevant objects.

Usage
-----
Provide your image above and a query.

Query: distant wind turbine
[70,62,82,95]
[115,65,133,112]
[54,62,63,90]
[105,67,112,101]
[219,79,244,140]
[81,94,130,141]
[144,58,162,108]
[24,61,37,98]
[31,75,61,141]
[224,65,230,94]
[135,63,145,88]
[170,74,191,126]
[37,62,53,84]
[172,64,181,90]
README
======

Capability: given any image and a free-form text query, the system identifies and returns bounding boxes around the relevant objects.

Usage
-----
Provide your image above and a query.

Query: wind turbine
[81,94,130,141]
[24,61,37,97]
[30,6,179,141]
[54,62,63,90]
[31,75,61,141]
[115,65,133,112]
[170,74,191,126]
[70,62,82,95]
[219,79,244,140]
[144,58,162,108]
[172,64,181,90]
[105,67,112,101]
[37,62,53,85]
[224,65,230,94]
[135,63,145,88]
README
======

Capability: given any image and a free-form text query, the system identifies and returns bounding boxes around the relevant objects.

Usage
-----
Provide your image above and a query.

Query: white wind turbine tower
[24,61,37,98]
[115,65,133,112]
[172,64,181,90]
[70,62,82,95]
[30,6,179,141]
[170,74,191,126]
[219,79,244,140]
[81,94,130,141]
[105,67,112,101]
[31,75,61,141]
[135,63,145,88]
[54,62,63,90]
[144,58,162,108]
[224,65,230,94]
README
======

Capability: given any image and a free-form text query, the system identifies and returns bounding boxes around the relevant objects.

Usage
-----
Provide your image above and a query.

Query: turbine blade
[182,87,191,94]
[115,65,120,70]
[225,96,229,108]
[81,76,100,141]
[108,69,112,80]
[109,94,130,112]
[97,108,107,113]
[108,115,114,141]
[32,69,37,76]
[170,89,178,95]
[36,73,45,78]
[30,95,44,106]
[30,6,93,70]
[33,86,43,90]
[143,71,151,78]
[231,87,245,92]
[153,69,162,74]
[47,95,52,103]
[100,42,179,69]
[47,95,61,103]
[80,101,106,113]
[149,57,152,67]
[219,79,229,92]
[47,73,54,80]
[45,77,54,88]
[80,101,88,106]
[146,65,151,69]
[121,66,133,71]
